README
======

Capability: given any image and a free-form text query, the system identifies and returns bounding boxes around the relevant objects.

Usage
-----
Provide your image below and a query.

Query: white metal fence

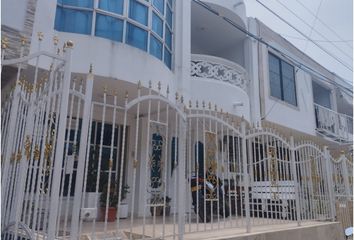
[1,41,353,240]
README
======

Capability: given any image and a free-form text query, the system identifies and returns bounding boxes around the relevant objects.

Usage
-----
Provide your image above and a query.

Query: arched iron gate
[1,44,349,240]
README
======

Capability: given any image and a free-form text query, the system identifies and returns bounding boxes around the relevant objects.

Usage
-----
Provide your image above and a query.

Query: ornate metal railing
[314,104,353,142]
[191,54,249,92]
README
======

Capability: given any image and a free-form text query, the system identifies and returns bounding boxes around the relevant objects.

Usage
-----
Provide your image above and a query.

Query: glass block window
[268,52,297,106]
[62,0,93,8]
[150,35,163,60]
[55,7,92,35]
[152,12,163,38]
[98,0,124,15]
[129,0,148,26]
[164,47,172,69]
[95,14,123,42]
[55,0,174,69]
[126,23,148,51]
[152,0,164,15]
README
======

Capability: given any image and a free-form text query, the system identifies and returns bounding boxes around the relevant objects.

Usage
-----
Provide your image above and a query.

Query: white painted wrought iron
[191,54,249,92]
[293,142,333,222]
[1,43,349,240]
[314,103,353,142]
[330,154,353,231]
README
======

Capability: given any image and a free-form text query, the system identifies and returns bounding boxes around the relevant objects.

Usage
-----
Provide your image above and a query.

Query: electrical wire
[279,34,353,43]
[302,0,323,51]
[256,0,353,71]
[295,0,353,50]
[192,0,353,96]
[273,0,353,62]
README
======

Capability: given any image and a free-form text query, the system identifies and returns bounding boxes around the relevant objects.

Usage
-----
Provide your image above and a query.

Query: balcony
[314,104,353,143]
[191,54,249,92]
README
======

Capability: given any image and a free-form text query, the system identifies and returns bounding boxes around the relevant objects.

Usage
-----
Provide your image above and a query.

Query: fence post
[290,136,301,226]
[241,121,251,233]
[47,42,73,239]
[340,154,351,202]
[324,147,336,221]
[177,114,187,240]
[70,68,94,239]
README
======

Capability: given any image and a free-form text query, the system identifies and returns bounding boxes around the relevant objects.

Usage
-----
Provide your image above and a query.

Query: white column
[174,0,191,101]
[47,43,72,239]
[177,114,187,240]
[70,71,94,239]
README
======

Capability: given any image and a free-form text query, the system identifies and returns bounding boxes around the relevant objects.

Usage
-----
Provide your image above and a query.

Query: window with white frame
[54,0,174,69]
[268,52,297,106]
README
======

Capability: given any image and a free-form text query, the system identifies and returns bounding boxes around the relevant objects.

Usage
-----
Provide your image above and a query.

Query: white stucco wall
[259,44,317,135]
[190,78,251,122]
[1,0,27,31]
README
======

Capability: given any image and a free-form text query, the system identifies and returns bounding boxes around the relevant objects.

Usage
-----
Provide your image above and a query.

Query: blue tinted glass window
[152,13,163,38]
[167,0,173,6]
[165,26,172,49]
[164,47,171,69]
[166,5,172,28]
[281,61,296,105]
[269,53,282,100]
[129,0,148,26]
[99,0,124,14]
[126,23,148,51]
[150,35,162,59]
[152,0,164,15]
[95,14,123,42]
[55,6,92,35]
[62,0,93,8]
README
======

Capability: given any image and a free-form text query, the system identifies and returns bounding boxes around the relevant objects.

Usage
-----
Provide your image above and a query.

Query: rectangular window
[95,14,123,42]
[152,0,164,15]
[312,81,331,109]
[129,0,148,26]
[126,23,148,51]
[150,35,162,60]
[268,53,297,106]
[152,12,163,38]
[98,0,124,15]
[54,6,92,35]
[62,0,93,8]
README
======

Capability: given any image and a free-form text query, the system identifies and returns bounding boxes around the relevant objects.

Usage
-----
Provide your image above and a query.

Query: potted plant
[150,194,171,216]
[118,185,130,219]
[99,181,119,222]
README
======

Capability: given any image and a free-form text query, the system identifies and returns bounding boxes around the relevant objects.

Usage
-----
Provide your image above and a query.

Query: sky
[244,0,353,82]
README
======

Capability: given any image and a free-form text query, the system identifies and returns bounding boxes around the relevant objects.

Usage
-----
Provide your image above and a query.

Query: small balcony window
[268,52,297,106]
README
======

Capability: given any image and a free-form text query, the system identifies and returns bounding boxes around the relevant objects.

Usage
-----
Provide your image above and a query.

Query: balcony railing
[314,104,353,142]
[191,54,249,92]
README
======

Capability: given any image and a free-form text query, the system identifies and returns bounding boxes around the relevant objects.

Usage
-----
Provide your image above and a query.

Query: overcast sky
[244,0,353,82]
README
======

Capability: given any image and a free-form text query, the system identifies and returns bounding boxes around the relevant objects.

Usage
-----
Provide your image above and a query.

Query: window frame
[268,52,298,107]
[55,0,175,69]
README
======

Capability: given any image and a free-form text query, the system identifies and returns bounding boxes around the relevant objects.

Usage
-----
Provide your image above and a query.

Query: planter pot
[99,207,117,222]
[118,203,129,219]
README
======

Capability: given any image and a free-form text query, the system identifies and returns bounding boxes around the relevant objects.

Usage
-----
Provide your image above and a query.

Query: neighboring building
[1,0,352,239]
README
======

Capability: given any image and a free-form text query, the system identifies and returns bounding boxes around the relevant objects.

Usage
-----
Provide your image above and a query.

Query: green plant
[100,181,119,208]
